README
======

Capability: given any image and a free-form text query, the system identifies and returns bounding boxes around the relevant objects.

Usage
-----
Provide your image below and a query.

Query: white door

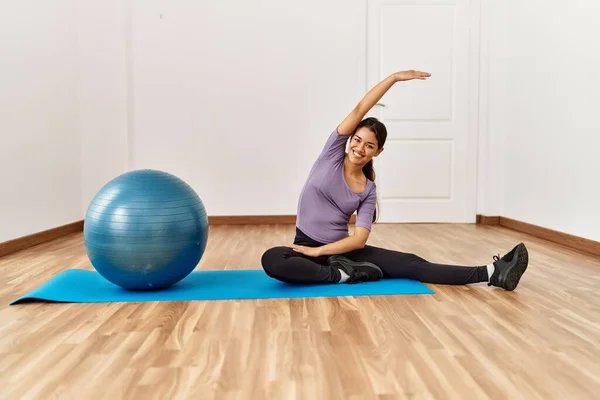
[366,0,479,223]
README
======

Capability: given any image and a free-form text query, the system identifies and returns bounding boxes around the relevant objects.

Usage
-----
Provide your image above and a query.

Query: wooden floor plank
[1,223,599,399]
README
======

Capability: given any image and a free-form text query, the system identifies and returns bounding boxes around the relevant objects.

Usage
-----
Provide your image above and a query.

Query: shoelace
[346,271,370,284]
[487,254,501,286]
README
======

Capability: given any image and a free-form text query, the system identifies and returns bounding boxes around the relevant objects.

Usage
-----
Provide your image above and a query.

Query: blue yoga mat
[10,268,434,305]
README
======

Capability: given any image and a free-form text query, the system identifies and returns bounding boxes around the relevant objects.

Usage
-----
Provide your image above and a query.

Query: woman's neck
[344,154,364,177]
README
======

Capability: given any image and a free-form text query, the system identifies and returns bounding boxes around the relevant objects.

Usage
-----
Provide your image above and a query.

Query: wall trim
[2,215,597,258]
[476,215,500,225]
[477,214,600,256]
[208,215,297,225]
[208,215,357,225]
[0,221,84,258]
[499,216,600,256]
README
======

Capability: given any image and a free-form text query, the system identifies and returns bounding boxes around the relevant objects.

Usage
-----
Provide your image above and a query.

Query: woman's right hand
[394,70,431,81]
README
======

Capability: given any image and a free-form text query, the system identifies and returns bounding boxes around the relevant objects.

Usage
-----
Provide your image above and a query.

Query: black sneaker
[327,255,383,284]
[488,243,529,291]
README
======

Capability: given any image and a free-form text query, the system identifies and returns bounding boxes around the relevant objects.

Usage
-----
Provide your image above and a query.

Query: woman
[261,70,528,291]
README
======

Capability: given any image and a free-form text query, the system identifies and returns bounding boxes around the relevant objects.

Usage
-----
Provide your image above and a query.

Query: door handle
[375,103,386,107]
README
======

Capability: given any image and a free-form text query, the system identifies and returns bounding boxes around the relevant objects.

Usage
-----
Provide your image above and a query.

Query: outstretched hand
[394,70,431,81]
[288,244,322,258]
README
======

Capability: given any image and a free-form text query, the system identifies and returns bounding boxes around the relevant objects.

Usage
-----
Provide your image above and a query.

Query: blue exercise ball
[83,169,208,290]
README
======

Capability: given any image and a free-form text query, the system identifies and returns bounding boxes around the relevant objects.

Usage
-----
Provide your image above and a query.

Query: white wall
[0,1,81,243]
[130,0,366,216]
[481,0,600,241]
[0,1,130,243]
[3,0,598,244]
[76,1,130,216]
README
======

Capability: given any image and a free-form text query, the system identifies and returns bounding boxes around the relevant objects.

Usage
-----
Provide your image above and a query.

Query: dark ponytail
[351,117,387,223]
[362,160,379,223]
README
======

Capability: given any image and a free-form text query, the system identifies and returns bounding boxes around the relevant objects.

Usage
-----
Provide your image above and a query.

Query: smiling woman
[260,70,529,291]
[344,117,386,198]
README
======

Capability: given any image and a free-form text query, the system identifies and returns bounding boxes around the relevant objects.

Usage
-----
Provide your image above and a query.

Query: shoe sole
[327,256,383,279]
[503,243,529,291]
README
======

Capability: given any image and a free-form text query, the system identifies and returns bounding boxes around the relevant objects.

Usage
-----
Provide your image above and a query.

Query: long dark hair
[350,117,387,222]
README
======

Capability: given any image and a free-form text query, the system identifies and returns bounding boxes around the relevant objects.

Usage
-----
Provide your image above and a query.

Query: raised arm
[337,70,431,135]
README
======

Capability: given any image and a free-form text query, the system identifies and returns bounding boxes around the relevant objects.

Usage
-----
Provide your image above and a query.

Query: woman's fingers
[288,244,303,253]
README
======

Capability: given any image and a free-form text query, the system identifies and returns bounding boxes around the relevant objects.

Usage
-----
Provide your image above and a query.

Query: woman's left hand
[288,244,322,258]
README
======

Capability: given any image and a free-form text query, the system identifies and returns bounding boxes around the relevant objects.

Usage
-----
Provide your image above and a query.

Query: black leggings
[261,228,489,285]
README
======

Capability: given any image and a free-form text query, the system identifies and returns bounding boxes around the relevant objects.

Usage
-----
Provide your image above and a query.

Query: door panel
[378,4,454,121]
[377,140,452,198]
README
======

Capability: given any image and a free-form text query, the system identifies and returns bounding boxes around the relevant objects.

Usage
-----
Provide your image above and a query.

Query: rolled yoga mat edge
[10,268,434,305]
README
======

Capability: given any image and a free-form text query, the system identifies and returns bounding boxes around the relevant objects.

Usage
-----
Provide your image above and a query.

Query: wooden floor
[1,223,599,399]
